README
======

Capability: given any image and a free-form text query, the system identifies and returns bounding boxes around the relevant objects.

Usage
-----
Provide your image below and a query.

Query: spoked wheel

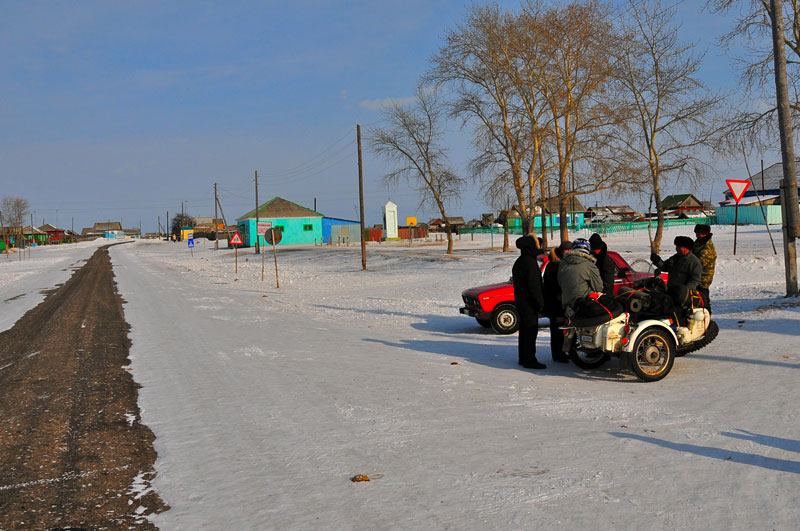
[569,349,611,369]
[631,328,675,382]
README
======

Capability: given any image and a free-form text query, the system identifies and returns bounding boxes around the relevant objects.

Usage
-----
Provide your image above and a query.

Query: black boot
[523,360,546,370]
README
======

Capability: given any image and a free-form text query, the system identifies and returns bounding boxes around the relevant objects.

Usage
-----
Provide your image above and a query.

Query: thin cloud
[359,96,415,111]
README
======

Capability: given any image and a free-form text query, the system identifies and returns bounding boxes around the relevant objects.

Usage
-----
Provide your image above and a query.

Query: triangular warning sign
[726,179,751,204]
[229,231,244,245]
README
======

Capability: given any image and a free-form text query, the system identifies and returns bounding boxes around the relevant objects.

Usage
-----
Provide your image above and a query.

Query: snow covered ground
[3,227,799,529]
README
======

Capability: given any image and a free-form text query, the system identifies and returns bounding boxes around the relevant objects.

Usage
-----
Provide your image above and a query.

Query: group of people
[512,223,716,370]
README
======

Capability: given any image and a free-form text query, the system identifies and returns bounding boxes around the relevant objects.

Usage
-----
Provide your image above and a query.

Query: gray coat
[654,251,702,291]
[557,252,603,312]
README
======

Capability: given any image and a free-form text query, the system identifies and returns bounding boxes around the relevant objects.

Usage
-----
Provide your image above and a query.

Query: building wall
[322,218,361,244]
[715,205,783,225]
[237,217,322,246]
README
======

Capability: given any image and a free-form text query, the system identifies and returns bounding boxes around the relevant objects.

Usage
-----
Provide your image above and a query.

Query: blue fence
[461,217,714,236]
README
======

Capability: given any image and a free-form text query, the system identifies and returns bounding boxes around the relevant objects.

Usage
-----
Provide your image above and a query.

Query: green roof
[661,194,700,210]
[236,197,323,221]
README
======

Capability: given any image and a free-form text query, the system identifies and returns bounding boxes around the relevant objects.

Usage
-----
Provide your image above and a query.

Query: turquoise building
[236,197,323,246]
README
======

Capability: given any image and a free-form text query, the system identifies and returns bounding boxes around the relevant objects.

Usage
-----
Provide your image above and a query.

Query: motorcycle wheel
[631,328,675,382]
[569,349,610,369]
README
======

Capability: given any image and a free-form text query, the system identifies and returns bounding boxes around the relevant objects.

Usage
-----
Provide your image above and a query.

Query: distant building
[236,197,324,246]
[660,194,704,217]
[38,223,67,243]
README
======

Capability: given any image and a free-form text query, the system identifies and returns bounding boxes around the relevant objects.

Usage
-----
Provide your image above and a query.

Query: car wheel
[476,317,492,328]
[631,328,675,382]
[490,304,519,334]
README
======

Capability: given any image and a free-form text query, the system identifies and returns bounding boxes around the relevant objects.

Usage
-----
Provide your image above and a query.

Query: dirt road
[0,245,167,529]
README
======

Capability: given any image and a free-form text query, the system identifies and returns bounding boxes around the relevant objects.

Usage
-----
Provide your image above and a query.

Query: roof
[38,223,64,232]
[727,160,797,198]
[537,196,587,213]
[92,222,122,231]
[661,194,702,210]
[22,226,44,235]
[236,197,322,221]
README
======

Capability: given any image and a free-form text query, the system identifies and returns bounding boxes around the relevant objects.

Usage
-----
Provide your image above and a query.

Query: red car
[459,251,667,334]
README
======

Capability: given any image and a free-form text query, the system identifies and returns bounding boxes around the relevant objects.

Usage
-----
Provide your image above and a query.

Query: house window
[276,225,285,232]
[303,224,313,231]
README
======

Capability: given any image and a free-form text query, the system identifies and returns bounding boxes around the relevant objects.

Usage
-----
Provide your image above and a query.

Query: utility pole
[770,0,800,295]
[166,210,169,240]
[357,124,366,270]
[214,182,219,250]
[254,170,260,254]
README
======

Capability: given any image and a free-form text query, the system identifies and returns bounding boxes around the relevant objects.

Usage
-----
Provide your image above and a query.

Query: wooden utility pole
[254,170,260,254]
[214,182,219,250]
[770,0,799,295]
[357,124,366,270]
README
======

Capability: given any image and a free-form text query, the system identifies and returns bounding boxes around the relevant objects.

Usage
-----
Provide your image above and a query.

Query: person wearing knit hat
[588,233,614,295]
[559,238,603,316]
[692,224,716,309]
[650,235,703,307]
[542,240,575,363]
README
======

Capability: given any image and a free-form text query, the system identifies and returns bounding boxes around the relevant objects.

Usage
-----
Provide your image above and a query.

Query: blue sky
[0,1,760,232]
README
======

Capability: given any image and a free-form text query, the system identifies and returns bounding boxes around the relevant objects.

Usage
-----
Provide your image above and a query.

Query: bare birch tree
[616,0,726,252]
[2,196,30,228]
[427,4,546,242]
[369,86,464,254]
[524,0,635,241]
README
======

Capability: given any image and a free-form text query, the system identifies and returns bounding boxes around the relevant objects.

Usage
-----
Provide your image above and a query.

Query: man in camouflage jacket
[692,224,716,308]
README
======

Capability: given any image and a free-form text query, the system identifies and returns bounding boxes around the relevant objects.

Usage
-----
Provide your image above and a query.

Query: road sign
[265,228,282,245]
[229,231,243,245]
[187,238,195,248]
[726,179,751,204]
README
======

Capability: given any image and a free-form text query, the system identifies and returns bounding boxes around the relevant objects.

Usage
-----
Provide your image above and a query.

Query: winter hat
[554,240,572,259]
[674,236,694,249]
[589,232,604,251]
[515,235,536,250]
[694,223,711,235]
[571,238,591,255]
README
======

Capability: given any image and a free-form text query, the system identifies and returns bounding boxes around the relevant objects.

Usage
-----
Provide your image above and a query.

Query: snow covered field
[3,227,799,529]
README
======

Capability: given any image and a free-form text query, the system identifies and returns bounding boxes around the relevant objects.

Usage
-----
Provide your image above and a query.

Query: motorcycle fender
[622,320,678,353]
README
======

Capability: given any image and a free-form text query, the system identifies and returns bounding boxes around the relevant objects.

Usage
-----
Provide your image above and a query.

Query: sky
[0,0,764,233]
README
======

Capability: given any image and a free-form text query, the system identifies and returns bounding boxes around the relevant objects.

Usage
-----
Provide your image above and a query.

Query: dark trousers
[697,287,711,311]
[518,319,539,365]
[548,317,575,361]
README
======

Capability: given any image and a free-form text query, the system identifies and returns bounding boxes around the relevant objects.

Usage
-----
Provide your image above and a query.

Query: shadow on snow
[610,431,800,474]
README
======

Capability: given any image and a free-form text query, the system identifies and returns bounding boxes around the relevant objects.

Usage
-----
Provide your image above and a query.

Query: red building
[39,223,67,243]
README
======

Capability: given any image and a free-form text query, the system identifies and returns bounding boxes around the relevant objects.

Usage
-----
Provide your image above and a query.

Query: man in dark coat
[589,233,615,295]
[542,240,573,363]
[513,235,546,369]
[651,235,702,308]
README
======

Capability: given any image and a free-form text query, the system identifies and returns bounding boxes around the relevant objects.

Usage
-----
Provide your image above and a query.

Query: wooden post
[357,124,366,270]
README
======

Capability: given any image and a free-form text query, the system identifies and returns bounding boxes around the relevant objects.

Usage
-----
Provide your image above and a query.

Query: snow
[2,228,799,529]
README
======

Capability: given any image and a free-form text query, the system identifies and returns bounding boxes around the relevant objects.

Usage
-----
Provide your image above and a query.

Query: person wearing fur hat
[512,235,546,369]
[692,224,716,309]
[558,238,603,317]
[650,236,702,307]
[542,240,575,363]
[589,233,615,295]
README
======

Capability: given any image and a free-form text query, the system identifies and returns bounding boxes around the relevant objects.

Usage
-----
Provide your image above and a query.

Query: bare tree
[709,0,800,148]
[2,196,30,229]
[427,4,546,241]
[616,0,726,252]
[369,86,464,254]
[523,0,635,241]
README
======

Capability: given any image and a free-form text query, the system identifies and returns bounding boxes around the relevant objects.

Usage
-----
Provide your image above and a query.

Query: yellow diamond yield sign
[726,179,751,204]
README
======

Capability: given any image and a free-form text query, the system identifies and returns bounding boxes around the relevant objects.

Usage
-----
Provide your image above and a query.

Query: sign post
[265,228,282,288]
[187,234,195,257]
[727,179,751,255]
[229,231,244,276]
